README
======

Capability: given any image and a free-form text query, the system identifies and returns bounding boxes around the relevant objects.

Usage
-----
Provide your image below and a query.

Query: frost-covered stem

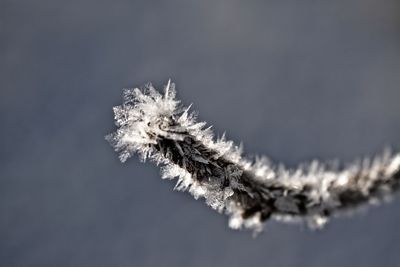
[107,81,400,231]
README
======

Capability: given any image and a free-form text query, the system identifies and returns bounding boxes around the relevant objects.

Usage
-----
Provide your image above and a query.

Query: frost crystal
[107,81,400,232]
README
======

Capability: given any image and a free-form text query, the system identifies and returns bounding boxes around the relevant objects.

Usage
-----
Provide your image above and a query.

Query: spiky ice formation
[106,81,400,232]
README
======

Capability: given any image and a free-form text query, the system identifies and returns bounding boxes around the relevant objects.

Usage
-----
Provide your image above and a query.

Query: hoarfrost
[107,81,400,232]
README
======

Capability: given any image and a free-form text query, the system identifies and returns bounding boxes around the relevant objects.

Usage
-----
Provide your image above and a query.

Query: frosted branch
[106,81,400,232]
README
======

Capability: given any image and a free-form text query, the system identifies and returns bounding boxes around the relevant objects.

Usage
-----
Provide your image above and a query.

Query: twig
[106,81,400,232]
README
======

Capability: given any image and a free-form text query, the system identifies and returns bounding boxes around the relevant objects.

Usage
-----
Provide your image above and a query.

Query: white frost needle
[106,81,400,232]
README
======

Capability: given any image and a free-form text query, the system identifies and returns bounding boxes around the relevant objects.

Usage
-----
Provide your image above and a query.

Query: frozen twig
[106,81,400,232]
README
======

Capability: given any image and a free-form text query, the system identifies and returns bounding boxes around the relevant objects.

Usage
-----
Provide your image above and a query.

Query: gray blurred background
[2,0,400,266]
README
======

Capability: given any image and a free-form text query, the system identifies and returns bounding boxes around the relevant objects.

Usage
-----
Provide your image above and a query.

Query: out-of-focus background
[2,1,400,266]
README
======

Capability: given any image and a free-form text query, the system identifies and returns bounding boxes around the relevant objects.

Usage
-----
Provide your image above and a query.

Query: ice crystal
[107,81,400,232]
